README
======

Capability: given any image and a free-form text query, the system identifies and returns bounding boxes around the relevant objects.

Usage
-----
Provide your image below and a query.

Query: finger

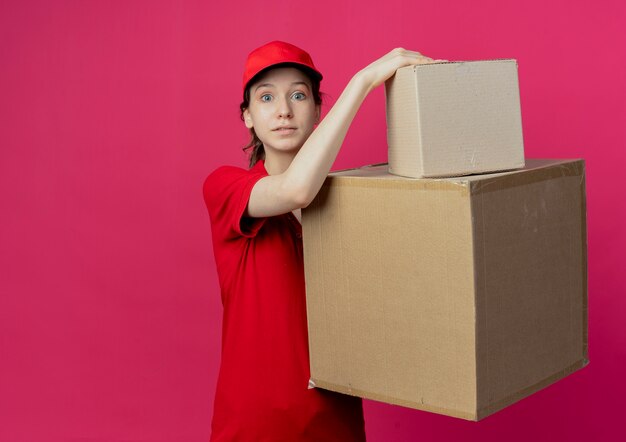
[417,58,443,65]
[392,47,419,55]
[407,51,422,57]
[389,48,422,58]
[414,56,433,63]
[409,53,436,64]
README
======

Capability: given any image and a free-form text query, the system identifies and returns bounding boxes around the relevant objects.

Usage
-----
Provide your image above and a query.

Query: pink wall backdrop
[1,0,624,441]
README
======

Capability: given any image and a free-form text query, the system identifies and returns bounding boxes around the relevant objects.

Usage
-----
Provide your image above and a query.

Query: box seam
[413,66,425,177]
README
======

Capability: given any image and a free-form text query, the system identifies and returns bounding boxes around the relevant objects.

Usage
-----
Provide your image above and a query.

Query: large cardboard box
[385,60,525,178]
[302,159,588,421]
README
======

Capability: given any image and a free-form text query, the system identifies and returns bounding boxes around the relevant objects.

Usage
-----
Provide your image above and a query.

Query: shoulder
[203,165,254,196]
[202,163,267,212]
[204,164,249,186]
[202,162,270,238]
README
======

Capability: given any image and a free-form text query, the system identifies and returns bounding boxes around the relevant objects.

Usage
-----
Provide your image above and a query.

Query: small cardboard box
[385,60,525,178]
[302,159,588,421]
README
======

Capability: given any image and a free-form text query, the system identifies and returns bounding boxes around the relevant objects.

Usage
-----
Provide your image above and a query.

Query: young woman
[204,41,440,441]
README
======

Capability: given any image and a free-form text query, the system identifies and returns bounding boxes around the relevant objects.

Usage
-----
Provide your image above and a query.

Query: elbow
[280,173,317,209]
[291,188,314,209]
[283,181,315,209]
[300,198,313,209]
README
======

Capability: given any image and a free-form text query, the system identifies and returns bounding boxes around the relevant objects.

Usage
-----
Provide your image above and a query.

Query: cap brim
[244,62,323,94]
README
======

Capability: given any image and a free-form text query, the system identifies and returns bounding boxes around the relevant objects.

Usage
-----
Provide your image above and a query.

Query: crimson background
[1,1,624,441]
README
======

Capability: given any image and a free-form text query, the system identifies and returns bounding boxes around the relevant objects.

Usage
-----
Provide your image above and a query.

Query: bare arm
[246,48,442,218]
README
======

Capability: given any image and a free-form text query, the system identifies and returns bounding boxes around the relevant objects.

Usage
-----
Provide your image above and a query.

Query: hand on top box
[355,48,447,93]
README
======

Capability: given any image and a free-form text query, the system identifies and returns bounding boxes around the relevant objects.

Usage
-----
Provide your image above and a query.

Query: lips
[273,126,297,132]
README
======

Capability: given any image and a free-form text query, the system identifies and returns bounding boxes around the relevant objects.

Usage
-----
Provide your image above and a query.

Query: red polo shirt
[203,160,366,441]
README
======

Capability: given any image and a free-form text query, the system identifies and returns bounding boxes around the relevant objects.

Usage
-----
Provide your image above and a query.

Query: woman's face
[243,67,320,158]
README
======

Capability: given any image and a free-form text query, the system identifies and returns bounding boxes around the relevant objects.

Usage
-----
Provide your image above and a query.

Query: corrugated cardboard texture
[302,159,587,420]
[304,176,478,418]
[385,60,525,178]
[471,160,587,419]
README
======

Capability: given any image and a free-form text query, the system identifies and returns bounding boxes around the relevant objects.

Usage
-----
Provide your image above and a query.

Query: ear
[243,109,253,129]
[314,105,321,124]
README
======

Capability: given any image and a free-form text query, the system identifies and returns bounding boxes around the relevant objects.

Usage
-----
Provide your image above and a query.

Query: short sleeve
[203,165,268,240]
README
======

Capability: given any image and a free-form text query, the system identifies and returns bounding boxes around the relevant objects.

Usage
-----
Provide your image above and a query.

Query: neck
[263,150,296,175]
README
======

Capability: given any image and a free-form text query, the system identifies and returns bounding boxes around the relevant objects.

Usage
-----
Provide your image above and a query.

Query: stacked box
[302,159,588,421]
[385,60,525,178]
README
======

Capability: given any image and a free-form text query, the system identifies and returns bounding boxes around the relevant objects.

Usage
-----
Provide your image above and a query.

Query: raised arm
[246,48,441,218]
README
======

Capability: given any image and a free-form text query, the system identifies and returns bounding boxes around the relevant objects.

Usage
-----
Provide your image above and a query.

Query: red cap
[242,41,323,94]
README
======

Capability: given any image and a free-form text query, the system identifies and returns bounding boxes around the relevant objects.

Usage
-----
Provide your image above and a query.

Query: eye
[260,94,272,102]
[292,92,306,101]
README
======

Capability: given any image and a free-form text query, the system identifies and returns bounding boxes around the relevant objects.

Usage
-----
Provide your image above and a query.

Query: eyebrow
[254,81,311,92]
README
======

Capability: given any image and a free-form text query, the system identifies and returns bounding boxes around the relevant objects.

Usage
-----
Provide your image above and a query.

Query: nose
[277,96,292,118]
